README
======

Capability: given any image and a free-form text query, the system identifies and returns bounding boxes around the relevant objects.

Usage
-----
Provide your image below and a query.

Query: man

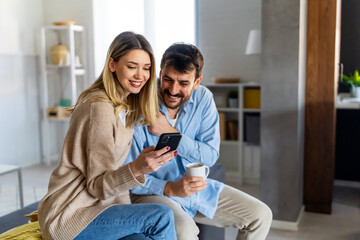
[125,43,272,240]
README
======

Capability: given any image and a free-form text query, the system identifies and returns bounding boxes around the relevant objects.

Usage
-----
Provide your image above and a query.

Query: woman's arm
[84,102,142,200]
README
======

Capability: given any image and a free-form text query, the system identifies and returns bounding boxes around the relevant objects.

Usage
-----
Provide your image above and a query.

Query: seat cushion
[0,202,39,233]
[208,163,226,182]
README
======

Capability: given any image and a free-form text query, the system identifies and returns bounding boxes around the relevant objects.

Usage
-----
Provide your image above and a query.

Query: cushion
[0,221,41,240]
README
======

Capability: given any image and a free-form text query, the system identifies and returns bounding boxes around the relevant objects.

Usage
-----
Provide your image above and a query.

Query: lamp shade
[245,29,261,55]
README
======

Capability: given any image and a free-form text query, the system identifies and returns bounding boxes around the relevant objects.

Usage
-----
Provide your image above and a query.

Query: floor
[226,181,360,240]
[0,163,359,239]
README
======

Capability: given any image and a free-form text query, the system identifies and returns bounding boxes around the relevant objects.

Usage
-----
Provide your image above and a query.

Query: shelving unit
[40,25,88,164]
[205,82,261,184]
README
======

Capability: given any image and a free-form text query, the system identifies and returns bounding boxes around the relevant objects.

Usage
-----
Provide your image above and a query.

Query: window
[144,0,195,74]
[93,0,195,77]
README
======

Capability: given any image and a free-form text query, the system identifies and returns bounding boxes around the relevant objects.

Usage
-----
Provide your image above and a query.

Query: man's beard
[161,89,187,109]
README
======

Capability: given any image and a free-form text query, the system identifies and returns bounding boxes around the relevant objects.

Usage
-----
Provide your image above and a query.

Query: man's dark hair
[160,43,204,80]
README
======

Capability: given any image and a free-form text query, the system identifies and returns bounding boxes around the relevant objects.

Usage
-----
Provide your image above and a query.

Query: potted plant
[342,70,360,98]
[227,90,238,108]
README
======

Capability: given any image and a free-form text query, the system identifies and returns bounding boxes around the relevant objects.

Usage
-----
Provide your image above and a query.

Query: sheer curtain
[93,0,195,77]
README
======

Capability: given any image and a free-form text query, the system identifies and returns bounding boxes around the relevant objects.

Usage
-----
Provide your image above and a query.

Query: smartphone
[155,133,182,153]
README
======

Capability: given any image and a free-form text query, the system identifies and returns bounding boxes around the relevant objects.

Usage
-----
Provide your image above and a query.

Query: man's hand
[148,113,179,136]
[163,176,207,198]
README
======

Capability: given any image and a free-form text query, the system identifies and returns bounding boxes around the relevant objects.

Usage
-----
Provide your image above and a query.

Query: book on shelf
[219,112,226,141]
[244,88,261,109]
[227,120,238,140]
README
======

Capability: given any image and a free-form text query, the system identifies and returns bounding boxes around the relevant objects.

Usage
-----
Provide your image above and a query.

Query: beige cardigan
[38,91,145,240]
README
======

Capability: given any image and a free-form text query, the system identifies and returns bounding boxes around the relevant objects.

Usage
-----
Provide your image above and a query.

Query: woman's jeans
[74,203,176,240]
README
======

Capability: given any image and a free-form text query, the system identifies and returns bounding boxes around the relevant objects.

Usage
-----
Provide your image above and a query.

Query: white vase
[351,86,360,98]
[228,98,238,108]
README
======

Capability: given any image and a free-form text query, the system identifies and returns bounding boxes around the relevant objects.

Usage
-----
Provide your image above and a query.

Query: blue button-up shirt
[125,85,224,218]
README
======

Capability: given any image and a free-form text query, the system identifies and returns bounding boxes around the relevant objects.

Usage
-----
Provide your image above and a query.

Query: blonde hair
[71,32,159,127]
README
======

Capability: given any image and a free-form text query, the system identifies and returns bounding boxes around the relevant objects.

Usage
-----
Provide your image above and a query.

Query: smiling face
[159,66,202,114]
[109,49,151,97]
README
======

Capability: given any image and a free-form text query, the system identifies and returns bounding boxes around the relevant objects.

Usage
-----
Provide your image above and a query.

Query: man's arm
[165,93,219,197]
[180,92,220,166]
[183,92,220,166]
[163,175,207,197]
[125,126,208,198]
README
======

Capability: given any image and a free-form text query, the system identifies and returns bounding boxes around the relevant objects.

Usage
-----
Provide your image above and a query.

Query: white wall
[197,0,262,84]
[0,0,44,166]
[0,0,43,55]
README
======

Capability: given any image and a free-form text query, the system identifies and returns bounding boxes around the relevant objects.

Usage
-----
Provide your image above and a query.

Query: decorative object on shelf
[228,90,238,108]
[75,55,82,67]
[213,91,228,108]
[46,107,71,119]
[50,44,69,65]
[244,113,260,144]
[59,98,71,107]
[341,69,360,98]
[52,21,76,25]
[212,77,240,84]
[244,88,261,109]
[245,29,261,55]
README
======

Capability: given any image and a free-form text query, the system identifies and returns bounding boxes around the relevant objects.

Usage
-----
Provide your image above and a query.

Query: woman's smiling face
[109,49,151,97]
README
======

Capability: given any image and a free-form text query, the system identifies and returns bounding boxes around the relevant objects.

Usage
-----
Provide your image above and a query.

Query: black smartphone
[155,133,182,153]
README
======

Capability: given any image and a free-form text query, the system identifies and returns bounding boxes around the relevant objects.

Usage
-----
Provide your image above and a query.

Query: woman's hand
[129,145,177,178]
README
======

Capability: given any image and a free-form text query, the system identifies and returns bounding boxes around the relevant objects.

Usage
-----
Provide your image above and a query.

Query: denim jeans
[74,203,176,240]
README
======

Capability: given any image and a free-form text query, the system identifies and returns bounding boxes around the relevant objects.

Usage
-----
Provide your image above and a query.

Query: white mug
[186,162,210,178]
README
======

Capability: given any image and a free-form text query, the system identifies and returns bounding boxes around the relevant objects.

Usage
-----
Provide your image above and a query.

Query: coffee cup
[186,162,210,178]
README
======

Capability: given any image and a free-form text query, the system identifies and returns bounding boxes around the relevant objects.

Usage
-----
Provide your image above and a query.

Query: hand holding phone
[155,133,182,153]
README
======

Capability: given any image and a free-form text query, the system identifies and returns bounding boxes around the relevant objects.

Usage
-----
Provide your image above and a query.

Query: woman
[38,32,177,240]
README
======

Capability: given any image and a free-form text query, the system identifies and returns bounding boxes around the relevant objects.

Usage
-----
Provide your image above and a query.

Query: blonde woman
[38,32,177,240]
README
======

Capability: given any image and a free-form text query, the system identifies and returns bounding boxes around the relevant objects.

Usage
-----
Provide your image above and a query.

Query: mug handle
[204,166,210,178]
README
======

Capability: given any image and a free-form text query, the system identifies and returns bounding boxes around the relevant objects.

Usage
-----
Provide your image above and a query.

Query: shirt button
[128,141,131,145]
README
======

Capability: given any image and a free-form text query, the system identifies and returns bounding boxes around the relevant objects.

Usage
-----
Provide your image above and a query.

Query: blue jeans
[74,203,176,240]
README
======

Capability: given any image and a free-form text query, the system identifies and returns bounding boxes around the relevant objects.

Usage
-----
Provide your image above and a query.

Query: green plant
[342,70,360,87]
[228,90,238,99]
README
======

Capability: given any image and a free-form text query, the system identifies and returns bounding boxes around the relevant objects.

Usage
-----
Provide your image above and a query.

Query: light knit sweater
[38,91,145,240]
